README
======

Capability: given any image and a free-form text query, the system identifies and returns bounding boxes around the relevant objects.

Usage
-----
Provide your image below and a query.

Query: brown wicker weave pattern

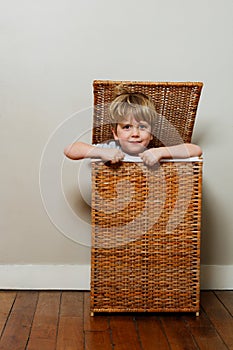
[91,80,203,314]
[91,161,202,313]
[93,80,203,148]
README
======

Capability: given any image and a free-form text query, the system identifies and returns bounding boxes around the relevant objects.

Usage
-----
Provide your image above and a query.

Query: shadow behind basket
[91,81,203,314]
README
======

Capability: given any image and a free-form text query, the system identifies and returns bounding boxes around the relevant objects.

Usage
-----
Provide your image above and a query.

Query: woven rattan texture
[91,161,202,313]
[92,80,203,148]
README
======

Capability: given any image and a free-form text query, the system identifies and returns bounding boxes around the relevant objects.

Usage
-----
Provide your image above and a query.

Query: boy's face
[112,116,153,155]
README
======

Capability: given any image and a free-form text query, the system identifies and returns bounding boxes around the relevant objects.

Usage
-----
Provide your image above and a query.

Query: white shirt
[93,140,201,162]
[94,140,142,162]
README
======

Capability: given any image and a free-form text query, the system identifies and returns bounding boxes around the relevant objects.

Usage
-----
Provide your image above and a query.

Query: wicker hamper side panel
[91,161,202,313]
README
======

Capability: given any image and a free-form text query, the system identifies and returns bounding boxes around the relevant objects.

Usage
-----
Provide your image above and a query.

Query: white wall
[1,0,233,289]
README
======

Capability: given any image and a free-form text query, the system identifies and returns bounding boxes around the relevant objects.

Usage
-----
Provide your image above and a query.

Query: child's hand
[139,149,163,166]
[100,148,125,164]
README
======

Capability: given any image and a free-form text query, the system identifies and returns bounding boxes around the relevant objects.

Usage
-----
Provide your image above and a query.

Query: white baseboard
[0,265,90,290]
[200,264,233,290]
[0,264,232,290]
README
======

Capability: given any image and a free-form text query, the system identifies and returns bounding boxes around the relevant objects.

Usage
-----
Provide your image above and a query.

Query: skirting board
[200,265,233,290]
[0,265,90,290]
[0,264,232,290]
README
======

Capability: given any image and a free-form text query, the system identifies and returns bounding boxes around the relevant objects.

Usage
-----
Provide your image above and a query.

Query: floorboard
[160,314,198,349]
[183,306,228,350]
[26,291,60,350]
[0,291,16,336]
[0,290,232,350]
[110,316,142,350]
[56,291,84,350]
[0,291,38,350]
[136,315,170,350]
[215,291,233,317]
[201,291,233,349]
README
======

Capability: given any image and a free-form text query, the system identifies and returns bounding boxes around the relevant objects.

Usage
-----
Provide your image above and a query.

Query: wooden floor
[0,291,232,350]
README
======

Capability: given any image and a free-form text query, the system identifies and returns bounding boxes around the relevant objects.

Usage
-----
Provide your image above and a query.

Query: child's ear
[112,128,119,140]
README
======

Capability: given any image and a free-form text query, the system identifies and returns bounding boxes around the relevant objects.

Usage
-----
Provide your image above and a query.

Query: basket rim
[93,80,203,88]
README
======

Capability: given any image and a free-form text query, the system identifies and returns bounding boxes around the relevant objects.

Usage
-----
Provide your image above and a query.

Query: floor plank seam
[157,316,172,350]
[25,291,40,350]
[0,291,17,341]
[107,317,115,350]
[201,298,230,350]
[213,291,233,317]
[182,315,201,350]
[109,317,115,350]
[134,317,144,350]
[55,291,63,350]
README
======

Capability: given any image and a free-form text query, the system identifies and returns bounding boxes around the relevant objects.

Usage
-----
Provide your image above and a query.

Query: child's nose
[131,126,140,136]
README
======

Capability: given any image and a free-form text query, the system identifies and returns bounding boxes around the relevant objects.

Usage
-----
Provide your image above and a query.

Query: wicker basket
[90,81,203,314]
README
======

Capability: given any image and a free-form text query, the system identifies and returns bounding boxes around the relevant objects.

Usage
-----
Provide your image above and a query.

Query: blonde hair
[109,85,158,133]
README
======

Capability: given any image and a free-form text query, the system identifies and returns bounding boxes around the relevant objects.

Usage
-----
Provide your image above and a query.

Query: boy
[64,89,202,165]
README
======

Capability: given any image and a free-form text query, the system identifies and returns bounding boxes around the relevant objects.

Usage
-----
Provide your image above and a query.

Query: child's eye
[139,124,146,130]
[139,124,150,130]
[122,124,131,129]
